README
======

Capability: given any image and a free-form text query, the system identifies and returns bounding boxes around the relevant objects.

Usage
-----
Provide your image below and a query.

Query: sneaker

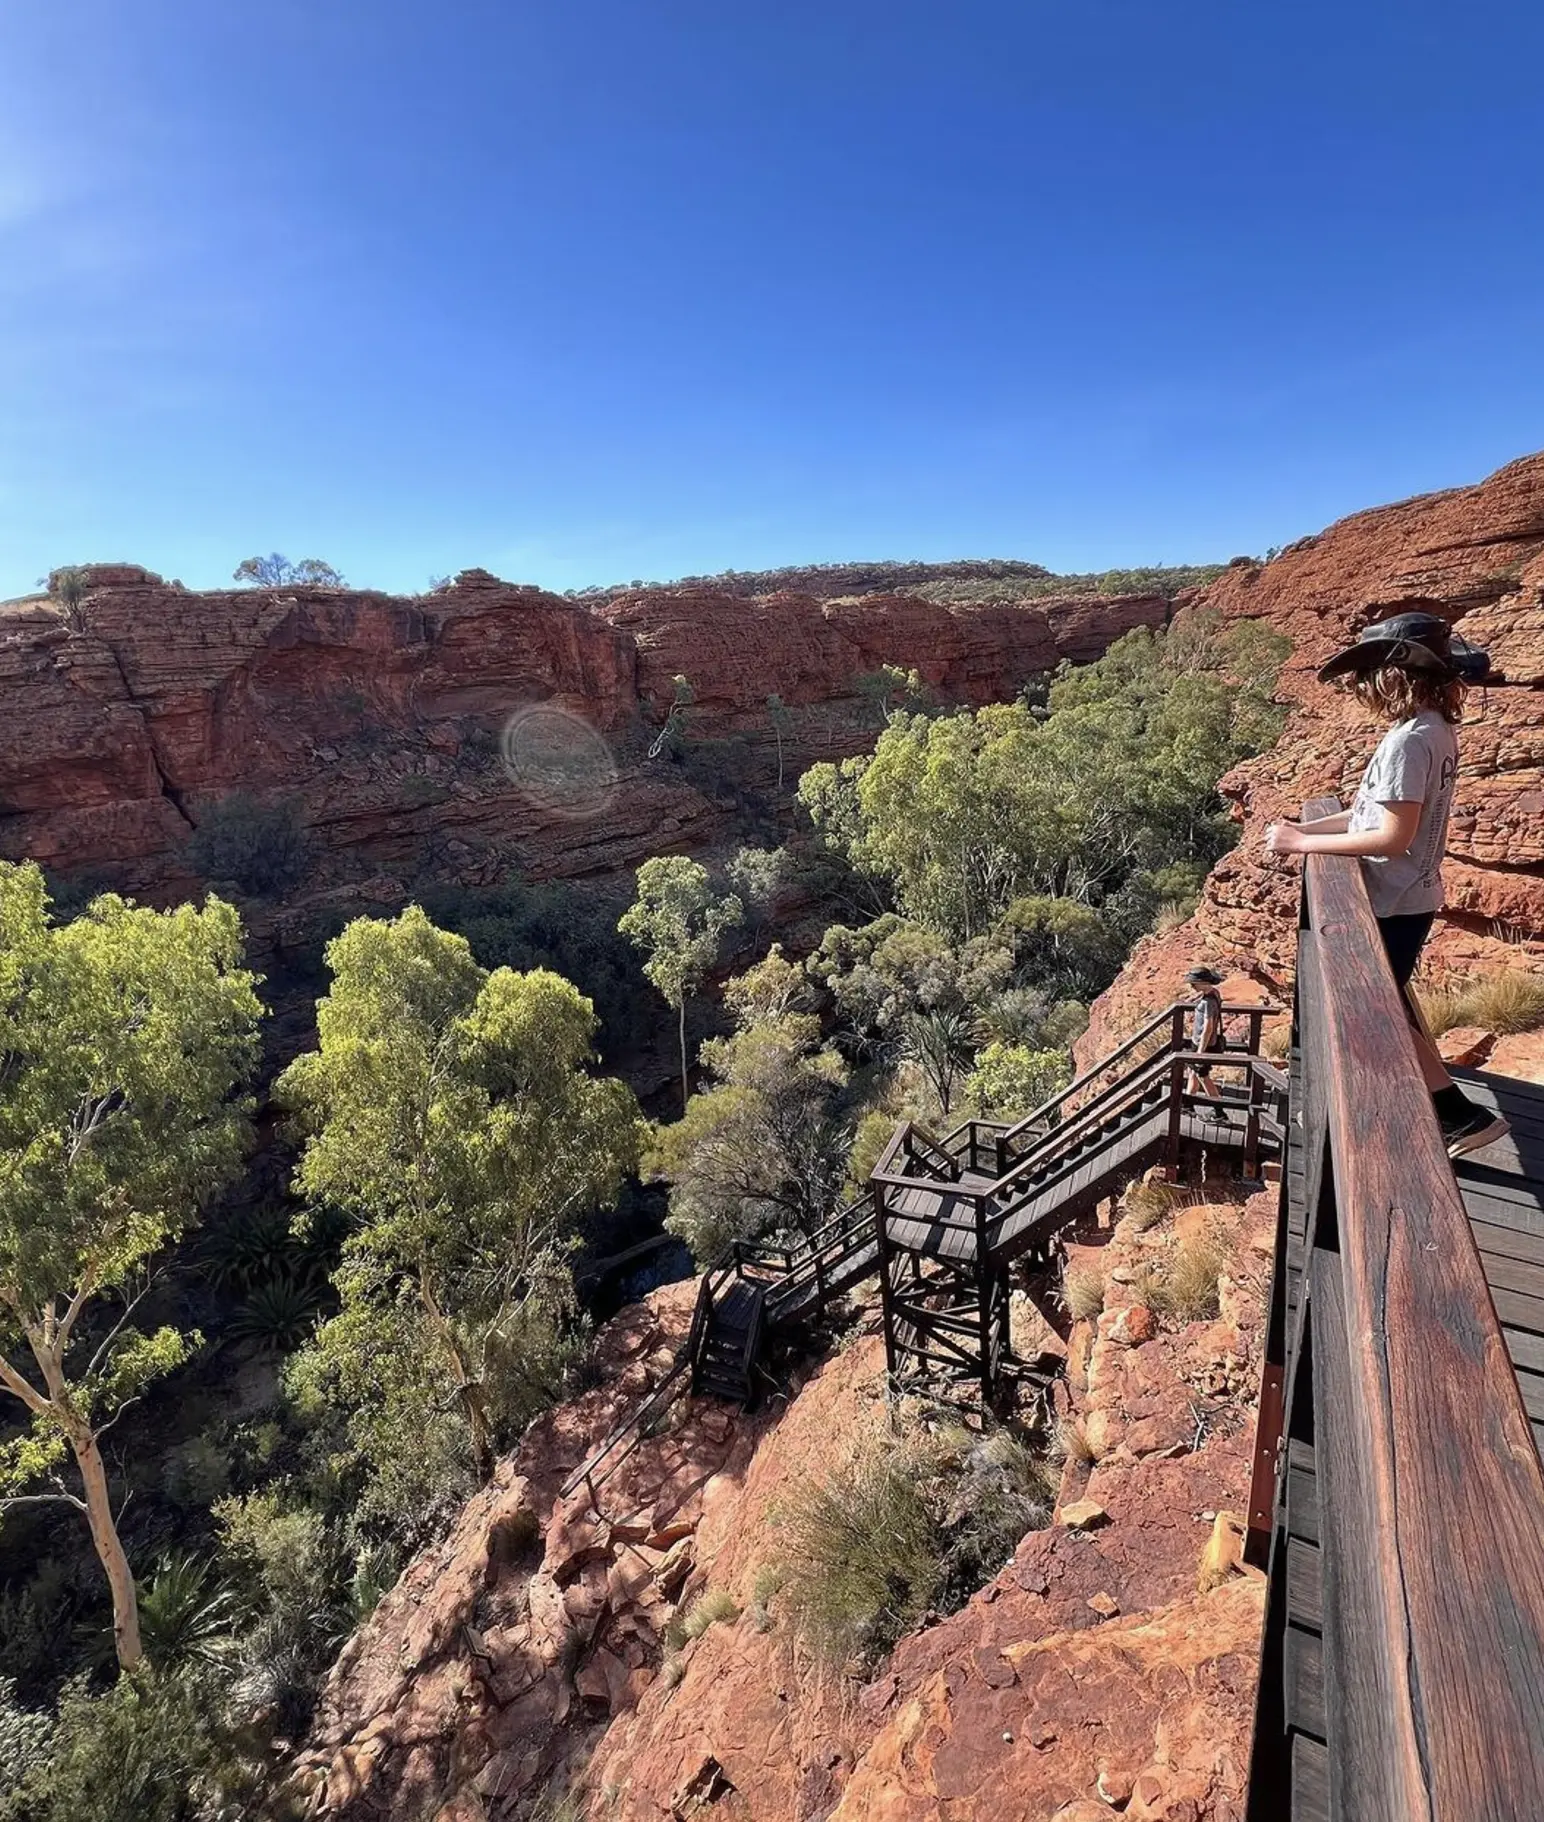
[1441,1105,1511,1160]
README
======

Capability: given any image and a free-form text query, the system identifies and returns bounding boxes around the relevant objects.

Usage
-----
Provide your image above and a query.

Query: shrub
[1457,970,1544,1036]
[136,1556,240,1671]
[0,1677,53,1805]
[680,1589,739,1641]
[1122,1177,1181,1233]
[1,1670,255,1822]
[1062,1262,1105,1321]
[777,1438,942,1666]
[1148,1230,1226,1324]
[161,1434,233,1509]
[186,794,312,898]
[935,1429,1055,1602]
[228,1272,329,1351]
[965,1043,1071,1123]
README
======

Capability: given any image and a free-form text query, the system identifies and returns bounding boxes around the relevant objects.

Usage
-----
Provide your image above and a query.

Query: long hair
[1352,665,1464,725]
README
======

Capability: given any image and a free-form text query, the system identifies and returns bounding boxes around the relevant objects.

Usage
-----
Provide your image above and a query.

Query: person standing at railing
[1262,608,1509,1160]
[1184,965,1226,1116]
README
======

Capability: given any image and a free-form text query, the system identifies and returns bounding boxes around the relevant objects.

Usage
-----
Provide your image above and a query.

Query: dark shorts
[1377,912,1436,990]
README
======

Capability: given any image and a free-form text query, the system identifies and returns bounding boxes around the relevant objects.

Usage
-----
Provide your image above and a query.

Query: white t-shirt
[1347,709,1458,918]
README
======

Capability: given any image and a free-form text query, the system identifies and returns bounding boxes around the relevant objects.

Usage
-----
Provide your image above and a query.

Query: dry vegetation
[1063,1260,1107,1320]
[1416,968,1544,1037]
[1145,1228,1226,1324]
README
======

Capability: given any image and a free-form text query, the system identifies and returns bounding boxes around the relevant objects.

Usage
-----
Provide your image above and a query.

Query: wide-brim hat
[1317,609,1492,684]
[1185,966,1224,986]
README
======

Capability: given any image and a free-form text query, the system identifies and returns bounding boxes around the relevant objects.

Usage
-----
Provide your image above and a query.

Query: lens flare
[500,705,617,821]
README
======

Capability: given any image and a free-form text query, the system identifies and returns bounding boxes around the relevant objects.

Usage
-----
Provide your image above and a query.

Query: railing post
[1165,1055,1184,1181]
[1244,1062,1264,1180]
[975,1188,993,1401]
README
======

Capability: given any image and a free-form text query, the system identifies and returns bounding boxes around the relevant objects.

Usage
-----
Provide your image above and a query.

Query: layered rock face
[0,569,1166,905]
[1084,451,1544,1056]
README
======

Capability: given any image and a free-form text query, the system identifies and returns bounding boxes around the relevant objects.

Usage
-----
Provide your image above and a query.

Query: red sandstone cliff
[1082,451,1544,1058]
[0,569,1165,907]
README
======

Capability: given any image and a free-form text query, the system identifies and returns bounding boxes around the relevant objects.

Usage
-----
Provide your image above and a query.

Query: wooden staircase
[562,1003,1286,1496]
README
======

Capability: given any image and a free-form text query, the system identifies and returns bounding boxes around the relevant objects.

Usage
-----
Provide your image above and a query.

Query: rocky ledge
[294,1188,1274,1822]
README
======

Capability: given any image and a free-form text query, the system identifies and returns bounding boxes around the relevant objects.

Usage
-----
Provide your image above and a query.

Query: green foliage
[278,907,643,1507]
[417,874,651,1063]
[0,863,261,1666]
[776,1422,1055,1669]
[232,553,342,587]
[619,856,743,1110]
[646,952,851,1261]
[964,1042,1071,1123]
[810,916,1011,1061]
[228,1273,328,1351]
[0,1678,52,1809]
[776,1435,943,1666]
[136,1557,240,1671]
[0,1669,255,1822]
[213,1491,347,1727]
[185,794,312,899]
[43,568,91,633]
[934,1428,1056,1605]
[804,617,1287,957]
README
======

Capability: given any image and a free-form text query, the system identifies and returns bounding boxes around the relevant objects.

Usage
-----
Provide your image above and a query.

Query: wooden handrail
[998,998,1278,1143]
[1296,802,1544,1816]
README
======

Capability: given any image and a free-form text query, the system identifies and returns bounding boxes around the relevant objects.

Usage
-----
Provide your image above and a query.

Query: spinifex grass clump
[776,1421,1055,1668]
[1062,1261,1106,1320]
[777,1438,943,1667]
[1147,1228,1226,1324]
[1416,969,1544,1038]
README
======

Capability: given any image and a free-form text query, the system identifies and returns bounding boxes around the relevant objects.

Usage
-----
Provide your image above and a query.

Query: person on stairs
[1184,965,1226,1116]
[1262,607,1509,1161]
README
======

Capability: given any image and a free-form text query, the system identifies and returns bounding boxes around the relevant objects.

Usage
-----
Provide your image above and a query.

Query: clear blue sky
[3,1,1543,599]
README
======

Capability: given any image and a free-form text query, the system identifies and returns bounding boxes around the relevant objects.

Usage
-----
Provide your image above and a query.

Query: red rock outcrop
[296,1190,1274,1822]
[1083,451,1544,1060]
[0,569,1165,907]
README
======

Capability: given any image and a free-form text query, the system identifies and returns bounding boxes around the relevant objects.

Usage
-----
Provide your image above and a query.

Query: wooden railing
[870,1007,1287,1260]
[1247,800,1544,1818]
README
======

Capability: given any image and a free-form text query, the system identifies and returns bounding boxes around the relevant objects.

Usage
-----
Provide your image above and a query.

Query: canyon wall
[1084,450,1544,1055]
[0,568,1165,909]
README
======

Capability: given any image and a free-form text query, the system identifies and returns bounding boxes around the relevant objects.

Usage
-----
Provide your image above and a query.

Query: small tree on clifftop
[0,864,261,1670]
[233,553,343,588]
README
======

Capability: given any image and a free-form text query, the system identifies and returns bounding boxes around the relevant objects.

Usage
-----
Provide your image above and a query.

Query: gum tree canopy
[0,863,262,1670]
[278,908,643,1496]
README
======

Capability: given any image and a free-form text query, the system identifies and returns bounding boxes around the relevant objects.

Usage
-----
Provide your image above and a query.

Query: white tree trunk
[69,1425,143,1670]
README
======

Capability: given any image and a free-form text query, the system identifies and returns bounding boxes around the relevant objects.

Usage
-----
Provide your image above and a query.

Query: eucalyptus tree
[0,863,262,1668]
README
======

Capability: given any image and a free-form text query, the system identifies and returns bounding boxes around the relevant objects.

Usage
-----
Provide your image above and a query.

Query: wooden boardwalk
[1246,803,1544,1822]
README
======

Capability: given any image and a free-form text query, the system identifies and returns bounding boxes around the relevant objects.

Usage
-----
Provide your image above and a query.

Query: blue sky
[3,0,1543,598]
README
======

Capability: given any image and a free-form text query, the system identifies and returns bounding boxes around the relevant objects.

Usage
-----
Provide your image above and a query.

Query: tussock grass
[1459,971,1544,1035]
[777,1439,942,1667]
[1062,1262,1106,1321]
[1148,1230,1226,1324]
[1260,1022,1292,1061]
[1416,969,1544,1038]
[1051,1415,1096,1466]
[1122,1177,1181,1233]
[680,1589,739,1641]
